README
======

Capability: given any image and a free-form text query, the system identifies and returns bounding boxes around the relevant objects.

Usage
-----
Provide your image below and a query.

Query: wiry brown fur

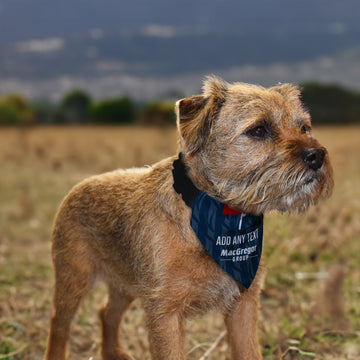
[45,76,333,360]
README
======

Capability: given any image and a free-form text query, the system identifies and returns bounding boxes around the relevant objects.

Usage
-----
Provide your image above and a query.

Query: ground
[0,125,359,360]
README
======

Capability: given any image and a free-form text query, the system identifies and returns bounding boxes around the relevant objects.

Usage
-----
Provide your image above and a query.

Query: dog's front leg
[224,290,262,360]
[146,310,185,360]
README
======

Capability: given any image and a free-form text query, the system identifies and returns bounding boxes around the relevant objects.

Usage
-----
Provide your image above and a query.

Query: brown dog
[45,76,333,360]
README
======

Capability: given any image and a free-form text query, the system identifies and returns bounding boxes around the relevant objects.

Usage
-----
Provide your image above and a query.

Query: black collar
[172,153,200,208]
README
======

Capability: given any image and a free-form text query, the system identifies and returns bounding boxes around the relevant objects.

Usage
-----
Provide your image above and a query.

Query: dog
[45,76,333,360]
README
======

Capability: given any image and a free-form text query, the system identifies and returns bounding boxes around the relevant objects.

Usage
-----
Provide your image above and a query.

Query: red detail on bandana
[223,204,243,215]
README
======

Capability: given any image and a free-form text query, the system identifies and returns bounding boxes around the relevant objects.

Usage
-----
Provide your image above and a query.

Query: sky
[0,0,359,101]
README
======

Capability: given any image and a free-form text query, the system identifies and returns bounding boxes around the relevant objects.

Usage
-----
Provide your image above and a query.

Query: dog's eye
[246,125,268,139]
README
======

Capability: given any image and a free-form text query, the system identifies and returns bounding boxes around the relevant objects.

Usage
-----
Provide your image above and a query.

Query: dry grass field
[0,125,359,360]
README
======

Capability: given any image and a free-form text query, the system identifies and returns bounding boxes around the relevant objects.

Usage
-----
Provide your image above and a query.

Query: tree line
[0,82,359,126]
[0,91,176,126]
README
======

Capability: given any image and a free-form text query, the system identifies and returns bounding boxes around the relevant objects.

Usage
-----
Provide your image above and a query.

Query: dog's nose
[301,148,326,171]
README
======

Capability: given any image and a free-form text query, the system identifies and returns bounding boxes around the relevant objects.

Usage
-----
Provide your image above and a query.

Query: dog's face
[176,76,333,214]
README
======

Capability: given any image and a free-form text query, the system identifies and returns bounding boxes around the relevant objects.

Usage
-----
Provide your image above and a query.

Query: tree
[0,102,22,125]
[301,83,360,125]
[0,94,35,125]
[61,89,91,124]
[90,97,136,124]
[137,101,176,126]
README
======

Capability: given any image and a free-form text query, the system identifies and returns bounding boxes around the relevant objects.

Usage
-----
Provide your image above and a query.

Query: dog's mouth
[259,172,323,214]
[274,171,327,213]
[303,174,318,186]
[216,161,332,215]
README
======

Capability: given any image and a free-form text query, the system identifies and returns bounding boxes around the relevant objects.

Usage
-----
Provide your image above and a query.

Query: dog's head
[176,76,333,214]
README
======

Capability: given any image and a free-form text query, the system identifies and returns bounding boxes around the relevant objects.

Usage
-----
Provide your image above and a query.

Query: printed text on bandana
[188,191,263,289]
[216,227,259,262]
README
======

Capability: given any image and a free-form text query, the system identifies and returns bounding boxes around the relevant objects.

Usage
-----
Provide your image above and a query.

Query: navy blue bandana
[172,153,263,289]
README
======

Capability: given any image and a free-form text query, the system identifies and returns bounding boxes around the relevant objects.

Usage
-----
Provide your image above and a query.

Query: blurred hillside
[0,0,359,102]
[1,83,359,126]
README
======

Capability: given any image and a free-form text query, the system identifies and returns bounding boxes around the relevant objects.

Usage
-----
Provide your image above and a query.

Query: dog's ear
[271,83,302,105]
[176,76,228,153]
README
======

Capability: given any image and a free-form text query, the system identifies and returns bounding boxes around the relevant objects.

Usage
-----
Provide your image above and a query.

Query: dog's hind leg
[99,285,135,360]
[45,232,94,360]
